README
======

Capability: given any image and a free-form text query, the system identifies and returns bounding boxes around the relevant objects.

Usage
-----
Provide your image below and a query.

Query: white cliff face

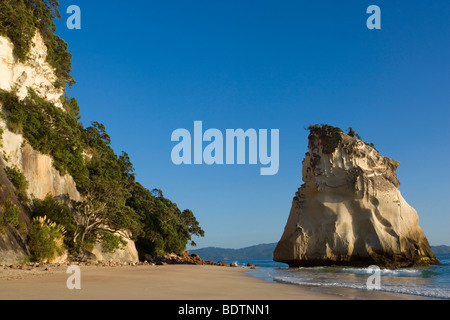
[0,129,82,201]
[91,232,139,264]
[0,32,64,109]
[274,129,439,268]
[0,32,80,201]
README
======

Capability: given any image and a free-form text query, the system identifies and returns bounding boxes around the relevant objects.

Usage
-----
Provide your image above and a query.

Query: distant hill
[191,243,450,261]
[191,243,277,261]
[431,245,450,255]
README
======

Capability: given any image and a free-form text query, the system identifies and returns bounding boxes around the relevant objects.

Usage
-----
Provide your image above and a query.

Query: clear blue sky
[55,0,449,248]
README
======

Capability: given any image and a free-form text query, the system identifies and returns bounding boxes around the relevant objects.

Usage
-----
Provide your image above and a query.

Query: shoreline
[244,268,428,301]
[243,267,431,300]
[0,264,425,300]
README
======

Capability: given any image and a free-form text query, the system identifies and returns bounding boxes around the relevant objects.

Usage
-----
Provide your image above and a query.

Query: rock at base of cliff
[0,225,29,266]
[91,236,139,264]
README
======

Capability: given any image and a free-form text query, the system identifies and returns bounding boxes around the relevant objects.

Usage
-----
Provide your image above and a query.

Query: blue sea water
[225,254,450,300]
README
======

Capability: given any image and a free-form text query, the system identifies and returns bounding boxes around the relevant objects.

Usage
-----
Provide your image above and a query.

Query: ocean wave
[274,276,366,291]
[242,257,450,300]
[272,274,450,299]
[340,267,423,278]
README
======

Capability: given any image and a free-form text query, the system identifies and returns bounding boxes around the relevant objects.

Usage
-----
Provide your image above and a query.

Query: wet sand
[0,264,422,300]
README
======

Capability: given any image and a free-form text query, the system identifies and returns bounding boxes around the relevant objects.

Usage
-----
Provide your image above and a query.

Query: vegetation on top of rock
[0,0,75,88]
[347,127,357,138]
[307,124,378,154]
[347,127,377,151]
[307,124,343,154]
[4,166,29,202]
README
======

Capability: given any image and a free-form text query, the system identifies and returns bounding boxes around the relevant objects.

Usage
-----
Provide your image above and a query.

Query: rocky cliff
[0,32,64,109]
[0,156,31,265]
[0,32,138,264]
[0,32,79,201]
[274,125,439,268]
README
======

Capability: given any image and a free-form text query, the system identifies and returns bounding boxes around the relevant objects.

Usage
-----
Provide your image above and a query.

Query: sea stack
[274,125,439,268]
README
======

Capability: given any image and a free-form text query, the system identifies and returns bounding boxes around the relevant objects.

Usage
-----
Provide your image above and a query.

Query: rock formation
[0,32,64,109]
[0,32,79,202]
[0,156,31,265]
[274,125,439,268]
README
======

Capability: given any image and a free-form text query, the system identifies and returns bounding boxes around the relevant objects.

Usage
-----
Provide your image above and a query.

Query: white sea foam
[340,268,422,277]
[272,274,450,299]
[235,255,450,300]
[270,267,450,299]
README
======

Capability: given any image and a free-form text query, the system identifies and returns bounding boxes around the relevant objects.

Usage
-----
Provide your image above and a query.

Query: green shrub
[32,195,77,253]
[98,231,127,254]
[0,113,5,147]
[4,166,29,202]
[5,201,20,227]
[28,216,66,262]
[348,127,356,138]
[0,199,20,233]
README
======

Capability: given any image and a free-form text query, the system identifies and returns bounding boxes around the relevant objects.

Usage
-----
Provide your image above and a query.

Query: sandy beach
[0,264,423,300]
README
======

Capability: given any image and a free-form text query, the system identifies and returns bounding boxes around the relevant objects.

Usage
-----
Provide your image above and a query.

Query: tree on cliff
[71,123,142,255]
[128,184,205,257]
[348,127,356,138]
[178,209,205,247]
[72,180,128,255]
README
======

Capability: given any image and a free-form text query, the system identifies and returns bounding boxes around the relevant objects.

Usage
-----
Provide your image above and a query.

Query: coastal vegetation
[308,124,343,154]
[0,0,74,88]
[4,166,29,202]
[28,216,66,262]
[0,85,205,260]
[128,185,205,258]
[0,198,21,233]
[308,124,377,153]
[0,0,204,262]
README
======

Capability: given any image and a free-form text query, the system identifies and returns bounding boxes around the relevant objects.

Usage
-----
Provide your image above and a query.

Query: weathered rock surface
[0,157,30,265]
[0,132,82,202]
[0,32,64,109]
[91,233,139,264]
[274,126,439,268]
[143,251,228,266]
[0,225,29,266]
